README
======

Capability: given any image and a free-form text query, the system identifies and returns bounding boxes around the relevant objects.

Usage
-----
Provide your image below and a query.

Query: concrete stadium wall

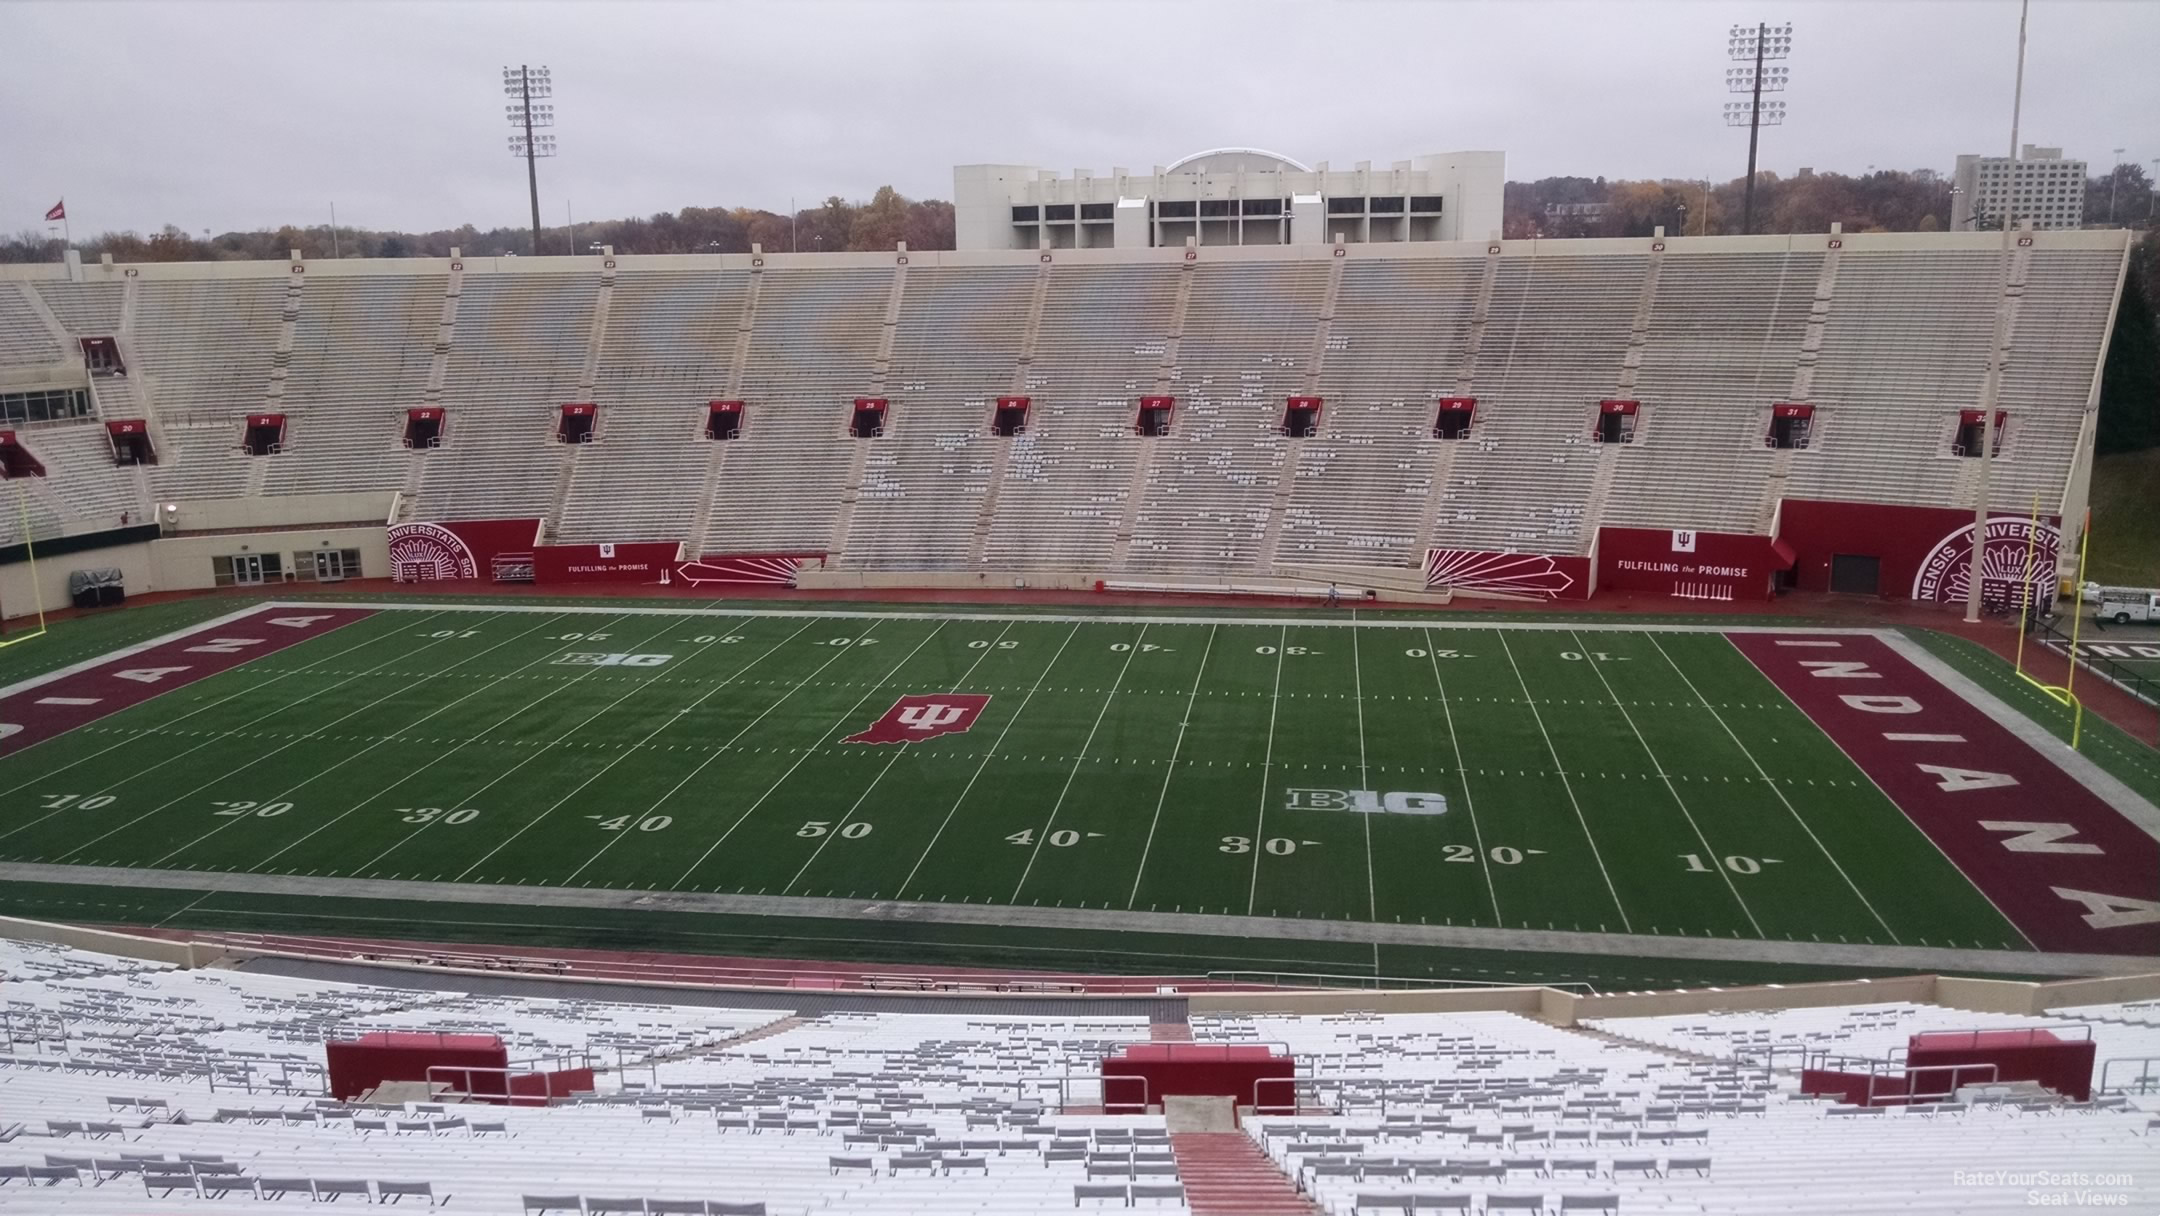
[0,915,211,968]
[149,525,390,593]
[0,538,154,620]
[0,524,389,619]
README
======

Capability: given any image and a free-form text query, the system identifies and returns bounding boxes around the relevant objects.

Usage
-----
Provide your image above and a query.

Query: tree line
[0,186,954,264]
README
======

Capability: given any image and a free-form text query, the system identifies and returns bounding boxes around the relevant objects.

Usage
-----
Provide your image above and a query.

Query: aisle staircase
[1169,1132,1322,1216]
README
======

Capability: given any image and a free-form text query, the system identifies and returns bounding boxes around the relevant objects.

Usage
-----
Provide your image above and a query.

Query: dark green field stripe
[667,617,956,893]
[1496,631,1756,940]
[441,615,861,889]
[0,609,464,863]
[1247,624,1377,922]
[895,622,1143,903]
[1124,624,1283,918]
[1422,630,1634,934]
[1007,623,1216,913]
[1578,629,1893,944]
[778,619,1078,902]
[1355,625,1501,930]
[0,609,434,807]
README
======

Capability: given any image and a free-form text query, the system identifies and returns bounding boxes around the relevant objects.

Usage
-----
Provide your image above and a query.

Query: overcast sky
[3,0,2153,239]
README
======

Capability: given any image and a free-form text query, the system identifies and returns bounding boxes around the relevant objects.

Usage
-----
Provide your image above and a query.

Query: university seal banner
[385,519,541,583]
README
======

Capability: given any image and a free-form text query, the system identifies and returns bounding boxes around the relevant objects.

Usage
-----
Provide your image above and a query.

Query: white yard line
[1244,625,1290,916]
[1351,621,1377,923]
[1424,626,1502,926]
[1496,631,1632,933]
[781,622,1017,895]
[12,611,463,853]
[1125,623,1219,909]
[1644,633,1900,943]
[437,616,754,880]
[337,612,664,873]
[1009,624,1150,903]
[1566,629,1763,939]
[896,622,1084,900]
[670,619,951,887]
[270,599,1892,634]
[557,618,825,886]
[0,611,445,803]
[246,612,655,871]
[150,611,562,867]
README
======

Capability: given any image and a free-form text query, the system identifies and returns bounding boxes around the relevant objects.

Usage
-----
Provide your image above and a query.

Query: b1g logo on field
[1285,788,1449,816]
[556,652,674,667]
[844,694,991,745]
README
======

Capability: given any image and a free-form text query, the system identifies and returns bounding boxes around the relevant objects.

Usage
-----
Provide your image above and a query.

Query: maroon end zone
[1733,632,2160,956]
[0,607,375,753]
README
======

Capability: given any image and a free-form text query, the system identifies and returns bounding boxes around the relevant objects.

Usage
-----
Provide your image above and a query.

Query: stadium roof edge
[0,228,2134,283]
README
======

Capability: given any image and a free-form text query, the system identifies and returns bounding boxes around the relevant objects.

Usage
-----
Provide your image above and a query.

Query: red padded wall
[1906,1030,2095,1102]
[1100,1043,1296,1111]
[324,1032,507,1101]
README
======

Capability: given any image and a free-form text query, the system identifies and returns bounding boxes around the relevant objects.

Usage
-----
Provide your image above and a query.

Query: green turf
[1902,628,2160,800]
[0,604,2035,973]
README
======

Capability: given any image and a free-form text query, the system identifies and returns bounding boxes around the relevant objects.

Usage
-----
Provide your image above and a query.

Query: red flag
[44,200,64,222]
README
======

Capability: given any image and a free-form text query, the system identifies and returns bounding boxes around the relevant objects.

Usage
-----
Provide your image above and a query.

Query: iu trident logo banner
[843,694,992,745]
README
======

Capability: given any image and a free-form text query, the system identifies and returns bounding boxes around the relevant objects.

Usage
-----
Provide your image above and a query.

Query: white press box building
[954,147,1506,251]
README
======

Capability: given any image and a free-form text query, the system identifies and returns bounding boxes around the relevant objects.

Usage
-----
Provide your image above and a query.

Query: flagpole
[62,198,70,250]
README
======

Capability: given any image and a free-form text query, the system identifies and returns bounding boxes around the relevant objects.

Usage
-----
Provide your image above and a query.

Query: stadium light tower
[1725,23,1792,236]
[503,65,556,257]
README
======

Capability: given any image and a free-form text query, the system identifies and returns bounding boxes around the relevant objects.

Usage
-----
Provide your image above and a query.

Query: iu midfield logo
[843,694,992,745]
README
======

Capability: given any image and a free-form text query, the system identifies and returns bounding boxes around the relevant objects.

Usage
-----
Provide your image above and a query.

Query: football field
[2,600,2156,969]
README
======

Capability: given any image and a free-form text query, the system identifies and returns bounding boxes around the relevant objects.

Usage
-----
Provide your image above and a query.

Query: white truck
[2090,586,2160,625]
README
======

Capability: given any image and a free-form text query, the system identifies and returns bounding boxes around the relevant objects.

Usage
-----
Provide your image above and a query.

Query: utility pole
[502,65,556,256]
[1965,0,2028,626]
[1725,23,1791,235]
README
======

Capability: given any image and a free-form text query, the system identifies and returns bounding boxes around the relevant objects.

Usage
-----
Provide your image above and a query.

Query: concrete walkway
[4,861,2152,980]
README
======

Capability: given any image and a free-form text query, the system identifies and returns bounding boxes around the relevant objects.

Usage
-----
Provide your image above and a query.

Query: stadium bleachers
[981,263,1174,570]
[0,284,66,368]
[1278,257,1481,568]
[409,271,598,523]
[0,232,2125,570]
[556,269,748,545]
[6,936,2157,1215]
[699,267,889,555]
[834,265,1032,570]
[264,273,444,497]
[1125,261,1324,576]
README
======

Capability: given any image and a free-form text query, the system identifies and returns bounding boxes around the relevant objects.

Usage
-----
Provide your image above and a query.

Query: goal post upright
[0,479,49,649]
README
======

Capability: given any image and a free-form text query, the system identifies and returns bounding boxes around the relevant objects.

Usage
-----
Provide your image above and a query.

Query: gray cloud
[2,0,2152,238]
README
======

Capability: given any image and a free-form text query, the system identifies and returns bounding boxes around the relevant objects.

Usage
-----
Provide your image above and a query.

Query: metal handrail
[422,1064,562,1107]
[2098,1057,2160,1095]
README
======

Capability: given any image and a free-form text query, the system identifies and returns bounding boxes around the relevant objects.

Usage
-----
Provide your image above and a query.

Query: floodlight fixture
[502,64,558,256]
[1723,22,1793,234]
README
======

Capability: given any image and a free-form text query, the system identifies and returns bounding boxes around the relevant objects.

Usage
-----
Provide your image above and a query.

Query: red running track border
[0,606,377,754]
[1732,632,2159,956]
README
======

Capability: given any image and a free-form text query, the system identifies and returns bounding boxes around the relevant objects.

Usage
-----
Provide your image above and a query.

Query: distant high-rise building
[1951,144,2086,231]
